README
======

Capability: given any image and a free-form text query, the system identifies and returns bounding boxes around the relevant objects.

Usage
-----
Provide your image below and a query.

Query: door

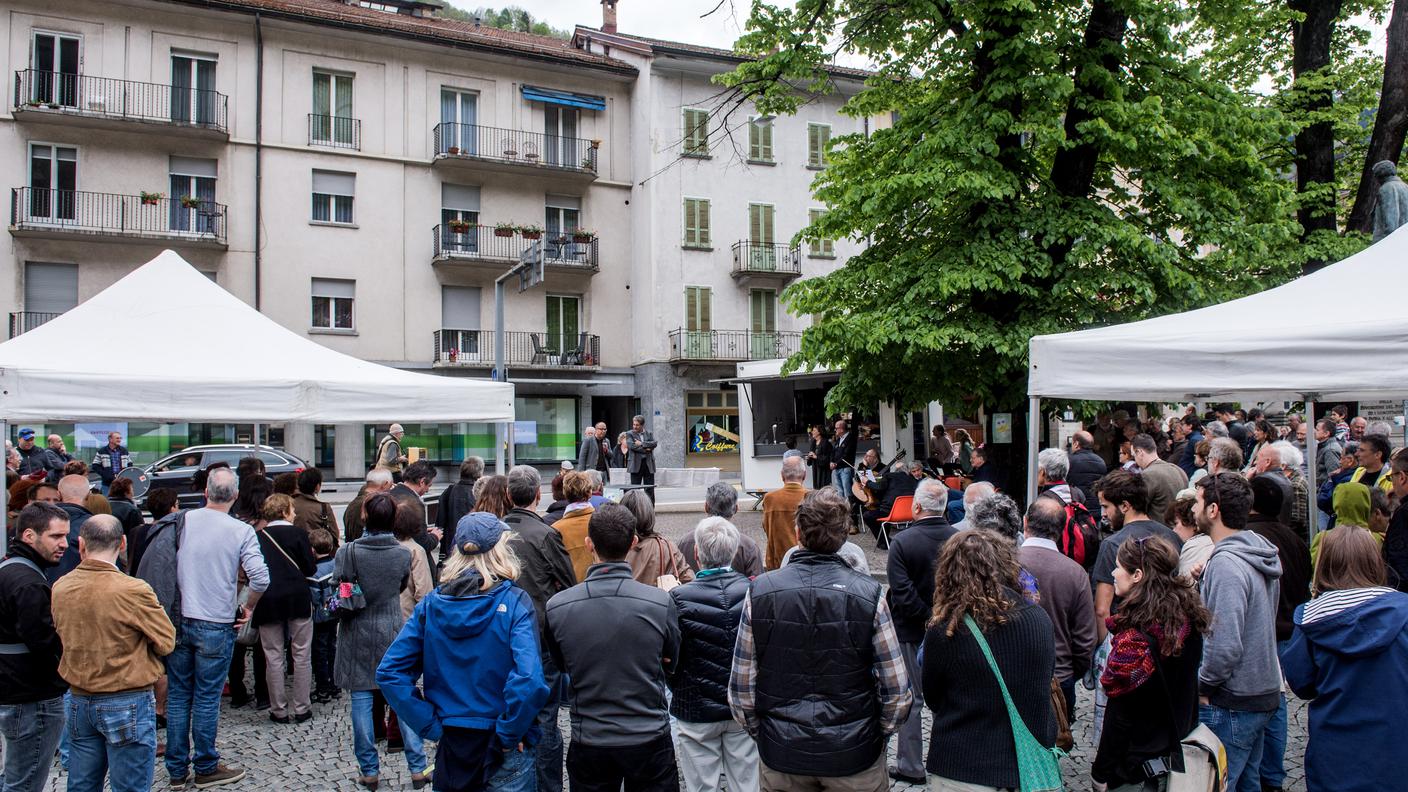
[544,105,578,167]
[31,32,80,107]
[28,144,77,223]
[171,54,217,125]
[545,197,582,262]
[441,184,481,256]
[545,295,580,359]
[169,157,218,234]
[748,203,776,270]
[750,289,778,359]
[684,286,712,358]
[440,286,482,359]
[439,88,477,154]
[312,71,354,145]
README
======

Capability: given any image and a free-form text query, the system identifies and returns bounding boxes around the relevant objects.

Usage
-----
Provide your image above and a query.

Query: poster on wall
[689,418,740,454]
[991,414,1012,444]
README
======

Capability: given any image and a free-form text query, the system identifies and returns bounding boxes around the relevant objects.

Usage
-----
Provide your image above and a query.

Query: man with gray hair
[343,467,393,543]
[679,482,765,577]
[883,478,957,784]
[953,481,996,531]
[161,467,269,788]
[762,456,809,570]
[669,517,758,792]
[576,426,603,472]
[52,514,175,792]
[967,493,1025,542]
[1207,436,1245,476]
[1271,441,1310,542]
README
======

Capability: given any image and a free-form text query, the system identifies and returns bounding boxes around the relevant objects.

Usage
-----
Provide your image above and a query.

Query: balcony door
[169,157,217,234]
[312,71,354,146]
[545,196,582,262]
[750,289,778,359]
[22,262,78,333]
[171,54,217,125]
[546,294,580,358]
[27,143,77,223]
[31,32,80,107]
[440,183,480,256]
[684,285,712,358]
[441,286,482,360]
[544,105,578,167]
[748,203,777,270]
[439,88,477,155]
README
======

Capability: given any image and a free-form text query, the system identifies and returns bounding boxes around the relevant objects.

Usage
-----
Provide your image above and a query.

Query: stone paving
[40,508,1309,791]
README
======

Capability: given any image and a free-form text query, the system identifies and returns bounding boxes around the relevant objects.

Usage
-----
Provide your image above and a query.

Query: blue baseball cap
[17,428,35,439]
[454,512,508,555]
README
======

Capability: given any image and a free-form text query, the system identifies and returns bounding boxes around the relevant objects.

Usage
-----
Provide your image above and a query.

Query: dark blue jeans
[311,621,337,693]
[1199,703,1274,792]
[534,653,563,792]
[66,689,157,792]
[0,695,65,792]
[164,618,235,780]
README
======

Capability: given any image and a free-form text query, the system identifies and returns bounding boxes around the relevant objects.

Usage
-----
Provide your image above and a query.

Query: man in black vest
[729,487,912,790]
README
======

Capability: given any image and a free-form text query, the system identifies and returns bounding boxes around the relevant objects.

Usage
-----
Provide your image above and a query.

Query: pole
[1,420,8,541]
[494,276,507,475]
[252,422,261,447]
[1026,397,1041,507]
[1306,399,1319,537]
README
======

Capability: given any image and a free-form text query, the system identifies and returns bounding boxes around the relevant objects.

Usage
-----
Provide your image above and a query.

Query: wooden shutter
[750,204,774,244]
[684,199,711,247]
[808,124,830,166]
[750,118,772,161]
[684,109,708,155]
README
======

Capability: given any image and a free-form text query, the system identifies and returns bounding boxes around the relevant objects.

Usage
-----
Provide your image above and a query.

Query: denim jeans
[350,690,426,777]
[1199,703,1274,792]
[0,695,65,792]
[311,621,337,693]
[164,618,236,780]
[489,743,537,792]
[1257,693,1288,787]
[66,689,157,792]
[534,655,563,792]
[834,468,855,502]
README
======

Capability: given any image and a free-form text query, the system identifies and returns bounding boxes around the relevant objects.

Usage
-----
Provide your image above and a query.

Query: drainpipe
[254,12,264,310]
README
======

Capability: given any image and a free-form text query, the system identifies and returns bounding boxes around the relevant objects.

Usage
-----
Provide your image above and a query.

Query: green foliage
[718,0,1304,415]
[436,4,569,39]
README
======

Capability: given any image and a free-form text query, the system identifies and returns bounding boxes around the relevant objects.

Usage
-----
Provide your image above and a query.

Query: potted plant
[590,139,601,149]
[25,99,43,108]
[493,222,516,238]
[571,228,595,243]
[180,195,201,209]
[448,347,459,362]
[581,156,596,169]
[518,224,543,240]
[447,218,472,234]
[447,145,461,155]
[140,191,163,206]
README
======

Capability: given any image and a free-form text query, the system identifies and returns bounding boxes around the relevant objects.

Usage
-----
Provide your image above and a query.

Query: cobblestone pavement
[40,508,1309,790]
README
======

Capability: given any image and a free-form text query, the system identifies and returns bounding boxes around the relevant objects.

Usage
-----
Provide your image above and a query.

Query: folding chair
[878,495,916,550]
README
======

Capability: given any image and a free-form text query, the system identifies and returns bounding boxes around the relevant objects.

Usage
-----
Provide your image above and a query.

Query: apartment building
[2,0,870,475]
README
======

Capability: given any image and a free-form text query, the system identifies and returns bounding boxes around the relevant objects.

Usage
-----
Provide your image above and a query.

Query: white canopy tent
[1025,225,1408,518]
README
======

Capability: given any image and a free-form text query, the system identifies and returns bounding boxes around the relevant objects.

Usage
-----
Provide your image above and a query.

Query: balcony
[432,329,601,370]
[431,224,599,274]
[10,188,228,248]
[667,329,802,363]
[309,114,360,150]
[12,70,228,137]
[9,311,62,338]
[731,241,802,286]
[432,123,598,181]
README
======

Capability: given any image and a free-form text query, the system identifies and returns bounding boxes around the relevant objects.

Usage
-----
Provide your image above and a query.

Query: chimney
[602,0,618,34]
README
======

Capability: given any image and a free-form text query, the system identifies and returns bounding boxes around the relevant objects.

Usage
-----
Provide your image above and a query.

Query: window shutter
[749,204,762,244]
[700,287,712,331]
[311,278,355,298]
[698,200,711,246]
[749,119,760,158]
[685,287,698,330]
[23,263,78,313]
[312,170,355,196]
[761,120,773,160]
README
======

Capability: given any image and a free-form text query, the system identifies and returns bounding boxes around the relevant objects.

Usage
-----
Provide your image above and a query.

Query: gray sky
[449,0,756,48]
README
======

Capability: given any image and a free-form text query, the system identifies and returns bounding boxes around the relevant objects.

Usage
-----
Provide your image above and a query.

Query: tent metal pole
[0,420,7,540]
[1306,399,1319,536]
[1026,397,1040,506]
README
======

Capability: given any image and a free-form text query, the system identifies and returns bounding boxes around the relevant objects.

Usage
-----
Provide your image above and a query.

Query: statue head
[1373,160,1399,182]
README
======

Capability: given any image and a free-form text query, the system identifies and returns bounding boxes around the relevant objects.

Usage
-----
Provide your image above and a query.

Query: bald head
[1024,496,1066,541]
[1071,431,1094,451]
[79,513,125,555]
[780,456,807,483]
[58,474,90,505]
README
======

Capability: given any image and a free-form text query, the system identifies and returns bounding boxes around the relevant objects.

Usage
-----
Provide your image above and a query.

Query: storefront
[684,390,741,465]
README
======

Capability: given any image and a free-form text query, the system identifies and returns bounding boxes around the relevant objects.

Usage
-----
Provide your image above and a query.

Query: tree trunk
[1290,0,1344,274]
[1347,0,1408,234]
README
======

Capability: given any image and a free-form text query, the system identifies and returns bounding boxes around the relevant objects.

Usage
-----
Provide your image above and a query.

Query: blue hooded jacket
[1280,589,1408,792]
[377,571,550,749]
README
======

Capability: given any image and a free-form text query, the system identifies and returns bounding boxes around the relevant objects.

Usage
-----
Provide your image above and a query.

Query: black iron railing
[667,329,802,362]
[432,122,598,174]
[309,114,360,150]
[731,241,802,276]
[432,224,599,270]
[10,188,227,244]
[13,70,228,132]
[433,329,601,368]
[9,311,62,338]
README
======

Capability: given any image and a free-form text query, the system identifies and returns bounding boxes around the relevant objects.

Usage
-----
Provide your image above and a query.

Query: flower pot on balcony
[447,146,461,155]
[572,232,594,244]
[180,196,201,209]
[493,226,515,237]
[448,348,459,362]
[448,221,472,234]
[521,231,541,240]
[140,192,163,206]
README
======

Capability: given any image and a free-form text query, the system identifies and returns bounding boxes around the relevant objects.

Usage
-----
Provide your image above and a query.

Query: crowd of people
[2,404,1407,792]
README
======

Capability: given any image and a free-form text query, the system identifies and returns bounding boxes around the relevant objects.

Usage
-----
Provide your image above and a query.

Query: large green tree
[436,4,569,39]
[718,0,1301,417]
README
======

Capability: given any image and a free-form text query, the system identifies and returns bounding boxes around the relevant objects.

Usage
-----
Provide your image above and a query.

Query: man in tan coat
[761,456,809,570]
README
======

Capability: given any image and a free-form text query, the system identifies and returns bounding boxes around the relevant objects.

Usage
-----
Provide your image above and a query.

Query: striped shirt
[1303,586,1395,624]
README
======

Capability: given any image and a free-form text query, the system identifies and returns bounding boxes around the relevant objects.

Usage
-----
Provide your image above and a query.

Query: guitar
[849,448,908,508]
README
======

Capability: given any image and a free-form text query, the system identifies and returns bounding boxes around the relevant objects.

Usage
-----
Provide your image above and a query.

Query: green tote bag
[964,615,1065,792]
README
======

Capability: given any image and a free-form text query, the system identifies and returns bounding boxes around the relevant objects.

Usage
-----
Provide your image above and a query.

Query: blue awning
[520,85,606,112]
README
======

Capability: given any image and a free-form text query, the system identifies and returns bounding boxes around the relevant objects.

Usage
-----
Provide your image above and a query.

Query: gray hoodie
[1198,530,1283,711]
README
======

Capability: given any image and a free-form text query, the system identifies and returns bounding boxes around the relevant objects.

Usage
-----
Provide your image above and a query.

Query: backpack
[136,511,187,623]
[307,560,337,624]
[1043,488,1100,570]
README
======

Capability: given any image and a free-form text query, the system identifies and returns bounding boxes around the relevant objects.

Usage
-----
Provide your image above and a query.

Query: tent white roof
[1028,225,1408,402]
[0,250,514,423]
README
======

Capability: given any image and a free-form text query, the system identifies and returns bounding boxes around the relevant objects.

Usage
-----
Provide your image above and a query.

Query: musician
[830,420,858,500]
[863,461,924,543]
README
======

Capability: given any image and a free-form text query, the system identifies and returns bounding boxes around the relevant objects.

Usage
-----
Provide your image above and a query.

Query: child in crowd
[309,530,340,703]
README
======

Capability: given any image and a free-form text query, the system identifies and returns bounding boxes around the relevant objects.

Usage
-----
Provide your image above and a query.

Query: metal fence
[9,311,62,338]
[309,114,360,150]
[667,329,802,362]
[431,224,599,270]
[731,241,802,275]
[10,188,228,244]
[432,122,598,173]
[13,70,228,132]
[433,329,601,368]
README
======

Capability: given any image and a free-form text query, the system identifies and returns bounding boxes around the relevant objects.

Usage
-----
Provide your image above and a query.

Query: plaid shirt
[728,589,912,736]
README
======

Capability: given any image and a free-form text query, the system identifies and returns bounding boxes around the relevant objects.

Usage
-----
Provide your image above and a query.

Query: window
[24,262,78,315]
[545,294,581,356]
[750,289,778,358]
[441,183,480,254]
[682,108,709,156]
[544,105,579,167]
[171,54,217,125]
[747,203,777,270]
[27,143,77,222]
[748,116,774,163]
[169,156,218,234]
[683,198,711,248]
[807,123,832,168]
[311,170,354,224]
[30,32,80,107]
[439,88,477,155]
[808,208,834,257]
[311,278,354,330]
[545,195,583,263]
[683,285,712,358]
[686,390,740,455]
[311,71,354,146]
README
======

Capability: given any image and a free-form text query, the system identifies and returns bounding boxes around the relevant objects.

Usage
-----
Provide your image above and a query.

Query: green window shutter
[700,287,712,331]
[684,109,708,155]
[760,205,774,244]
[684,199,696,246]
[749,204,762,243]
[546,295,561,353]
[808,124,830,166]
[698,200,710,246]
[761,120,773,161]
[685,287,697,330]
[750,118,773,161]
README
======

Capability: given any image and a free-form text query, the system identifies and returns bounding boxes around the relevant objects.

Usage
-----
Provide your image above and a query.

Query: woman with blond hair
[252,493,318,724]
[378,512,550,792]
[922,530,1056,791]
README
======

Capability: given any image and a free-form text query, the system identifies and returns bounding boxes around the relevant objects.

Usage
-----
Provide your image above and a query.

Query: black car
[140,444,309,507]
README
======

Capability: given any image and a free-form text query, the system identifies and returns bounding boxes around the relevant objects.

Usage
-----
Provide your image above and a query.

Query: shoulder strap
[263,528,302,572]
[0,556,44,578]
[1141,629,1187,770]
[964,615,1023,716]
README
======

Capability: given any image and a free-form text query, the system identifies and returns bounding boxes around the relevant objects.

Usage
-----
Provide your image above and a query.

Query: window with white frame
[748,116,774,163]
[682,108,709,156]
[311,278,354,330]
[30,32,80,107]
[808,208,835,257]
[683,198,711,248]
[171,53,217,125]
[807,123,832,168]
[311,70,355,146]
[311,170,354,224]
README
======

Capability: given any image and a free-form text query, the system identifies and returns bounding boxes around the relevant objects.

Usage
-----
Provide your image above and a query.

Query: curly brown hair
[472,475,513,518]
[928,530,1021,636]
[1112,535,1211,656]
